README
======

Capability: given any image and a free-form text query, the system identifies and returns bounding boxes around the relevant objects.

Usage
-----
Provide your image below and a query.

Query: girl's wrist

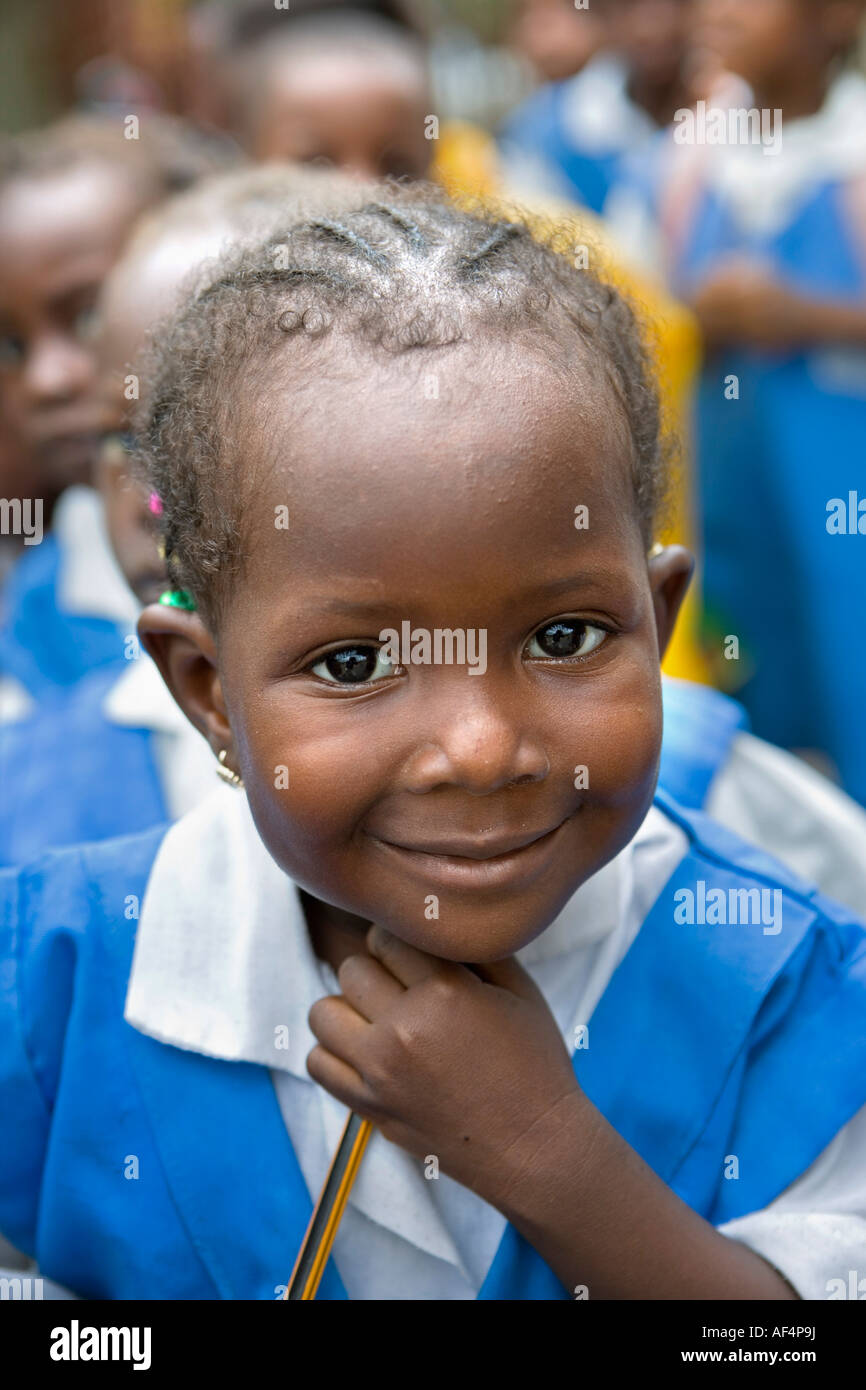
[486,1084,601,1232]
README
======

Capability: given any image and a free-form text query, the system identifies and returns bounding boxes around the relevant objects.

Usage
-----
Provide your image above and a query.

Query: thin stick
[285,1112,374,1300]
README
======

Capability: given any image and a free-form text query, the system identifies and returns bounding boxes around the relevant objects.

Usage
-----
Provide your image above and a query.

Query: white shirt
[52,484,139,631]
[102,655,216,821]
[124,785,866,1300]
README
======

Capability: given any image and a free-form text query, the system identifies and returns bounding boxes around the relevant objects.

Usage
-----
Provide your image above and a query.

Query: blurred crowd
[1,0,865,805]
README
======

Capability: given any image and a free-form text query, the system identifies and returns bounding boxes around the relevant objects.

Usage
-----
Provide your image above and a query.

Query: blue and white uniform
[0,487,135,721]
[0,653,216,869]
[1,785,865,1299]
[498,54,657,213]
[606,72,866,802]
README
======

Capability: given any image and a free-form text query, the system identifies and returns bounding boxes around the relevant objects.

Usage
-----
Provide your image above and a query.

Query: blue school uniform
[0,672,745,868]
[0,666,167,869]
[612,74,866,801]
[1,789,864,1300]
[498,55,656,213]
[0,532,126,705]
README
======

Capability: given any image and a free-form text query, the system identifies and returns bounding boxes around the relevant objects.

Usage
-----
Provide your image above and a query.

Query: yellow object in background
[433,123,709,686]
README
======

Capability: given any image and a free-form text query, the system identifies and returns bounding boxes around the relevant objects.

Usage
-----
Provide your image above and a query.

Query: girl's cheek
[551,678,662,803]
[247,722,387,836]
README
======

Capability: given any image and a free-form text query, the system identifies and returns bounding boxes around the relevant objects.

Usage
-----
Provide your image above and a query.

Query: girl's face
[0,165,145,497]
[145,340,691,964]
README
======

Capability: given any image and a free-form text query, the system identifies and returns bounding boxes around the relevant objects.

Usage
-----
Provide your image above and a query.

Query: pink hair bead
[148,492,163,516]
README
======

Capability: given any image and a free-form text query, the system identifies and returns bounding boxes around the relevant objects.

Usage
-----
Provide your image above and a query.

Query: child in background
[508,0,607,86]
[230,11,432,180]
[0,164,370,868]
[605,0,866,803]
[0,115,233,717]
[499,0,693,212]
[1,193,864,1301]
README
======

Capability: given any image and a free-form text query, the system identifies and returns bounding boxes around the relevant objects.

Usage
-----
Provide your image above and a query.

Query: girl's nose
[24,333,93,406]
[402,699,550,796]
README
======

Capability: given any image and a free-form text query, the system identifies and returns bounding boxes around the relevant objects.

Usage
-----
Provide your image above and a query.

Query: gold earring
[215,748,244,788]
[647,542,664,559]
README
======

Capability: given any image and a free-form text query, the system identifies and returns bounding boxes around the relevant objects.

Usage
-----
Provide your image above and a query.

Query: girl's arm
[690,266,866,351]
[490,1088,799,1299]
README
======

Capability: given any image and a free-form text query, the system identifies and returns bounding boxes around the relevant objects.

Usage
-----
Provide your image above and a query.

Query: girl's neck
[299,889,371,975]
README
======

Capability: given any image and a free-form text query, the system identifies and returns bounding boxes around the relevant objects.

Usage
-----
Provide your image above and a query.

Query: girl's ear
[137,603,232,755]
[647,544,694,661]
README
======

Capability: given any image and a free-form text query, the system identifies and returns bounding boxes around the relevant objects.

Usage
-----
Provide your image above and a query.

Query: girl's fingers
[305,1044,381,1118]
[366,923,459,988]
[308,994,370,1067]
[469,955,547,1006]
[336,951,405,1021]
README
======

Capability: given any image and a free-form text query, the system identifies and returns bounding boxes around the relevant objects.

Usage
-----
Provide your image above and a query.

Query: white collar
[561,53,658,154]
[52,485,139,628]
[124,786,685,1072]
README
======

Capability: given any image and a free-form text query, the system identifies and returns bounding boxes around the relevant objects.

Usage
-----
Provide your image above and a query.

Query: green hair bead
[158,588,197,612]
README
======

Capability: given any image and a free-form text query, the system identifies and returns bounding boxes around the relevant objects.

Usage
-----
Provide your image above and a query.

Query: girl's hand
[308,925,800,1300]
[306,924,583,1209]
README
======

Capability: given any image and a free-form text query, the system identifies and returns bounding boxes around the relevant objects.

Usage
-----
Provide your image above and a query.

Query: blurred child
[2,194,864,1300]
[509,0,607,86]
[0,116,234,715]
[0,164,371,867]
[232,11,432,180]
[182,0,428,134]
[499,0,693,211]
[606,0,866,802]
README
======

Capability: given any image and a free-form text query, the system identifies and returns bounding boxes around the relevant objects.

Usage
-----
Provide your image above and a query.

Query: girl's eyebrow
[316,595,391,616]
[514,572,636,604]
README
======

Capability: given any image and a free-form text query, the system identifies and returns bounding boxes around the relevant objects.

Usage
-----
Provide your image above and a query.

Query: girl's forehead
[247,338,635,510]
[236,343,642,586]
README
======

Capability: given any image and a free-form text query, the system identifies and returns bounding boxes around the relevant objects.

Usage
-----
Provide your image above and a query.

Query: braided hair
[137,186,671,627]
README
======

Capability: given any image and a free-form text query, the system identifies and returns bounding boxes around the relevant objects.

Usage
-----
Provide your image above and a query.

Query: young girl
[1,192,865,1301]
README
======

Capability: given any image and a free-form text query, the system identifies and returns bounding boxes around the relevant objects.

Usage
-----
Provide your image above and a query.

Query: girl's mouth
[368,815,574,891]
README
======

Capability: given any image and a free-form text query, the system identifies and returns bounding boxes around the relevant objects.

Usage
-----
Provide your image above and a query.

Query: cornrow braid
[456,222,521,279]
[136,185,671,627]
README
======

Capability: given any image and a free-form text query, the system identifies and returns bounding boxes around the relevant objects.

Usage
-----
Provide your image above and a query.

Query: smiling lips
[371,816,572,889]
[383,822,565,861]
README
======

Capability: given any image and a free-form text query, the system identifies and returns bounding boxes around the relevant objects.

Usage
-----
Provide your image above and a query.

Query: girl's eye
[0,334,24,369]
[311,645,396,685]
[525,619,608,660]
